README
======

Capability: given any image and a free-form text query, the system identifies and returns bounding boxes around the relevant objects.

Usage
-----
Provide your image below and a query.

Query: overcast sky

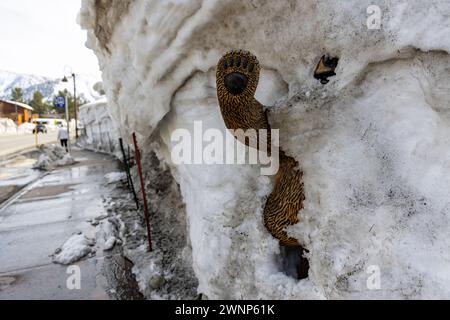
[0,0,101,79]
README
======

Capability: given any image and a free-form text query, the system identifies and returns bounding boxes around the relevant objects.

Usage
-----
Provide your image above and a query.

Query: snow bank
[0,118,17,135]
[33,145,75,170]
[18,122,35,135]
[0,120,58,136]
[78,98,120,156]
[52,233,95,265]
[80,0,450,299]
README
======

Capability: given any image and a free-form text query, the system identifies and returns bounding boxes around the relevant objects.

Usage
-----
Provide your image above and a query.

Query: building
[0,100,34,125]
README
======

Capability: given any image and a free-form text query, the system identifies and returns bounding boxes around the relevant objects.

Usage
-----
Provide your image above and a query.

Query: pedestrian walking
[57,124,69,152]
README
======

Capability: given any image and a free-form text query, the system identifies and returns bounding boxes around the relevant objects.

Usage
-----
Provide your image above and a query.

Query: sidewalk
[0,149,142,299]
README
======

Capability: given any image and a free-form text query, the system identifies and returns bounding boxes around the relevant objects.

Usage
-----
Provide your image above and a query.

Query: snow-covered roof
[2,100,34,111]
[79,97,108,110]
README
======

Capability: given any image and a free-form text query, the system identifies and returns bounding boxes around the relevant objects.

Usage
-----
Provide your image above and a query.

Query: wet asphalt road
[0,132,59,158]
[0,149,142,300]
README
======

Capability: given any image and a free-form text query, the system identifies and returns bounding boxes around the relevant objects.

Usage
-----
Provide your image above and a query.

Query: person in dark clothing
[57,125,69,152]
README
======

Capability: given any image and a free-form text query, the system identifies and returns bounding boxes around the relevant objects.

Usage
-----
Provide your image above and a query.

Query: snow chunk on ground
[33,145,75,170]
[101,218,120,251]
[33,154,53,171]
[104,172,126,184]
[56,154,75,167]
[52,233,95,265]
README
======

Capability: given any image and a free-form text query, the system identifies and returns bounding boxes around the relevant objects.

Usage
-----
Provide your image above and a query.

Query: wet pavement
[0,132,59,158]
[0,149,143,300]
[0,151,41,205]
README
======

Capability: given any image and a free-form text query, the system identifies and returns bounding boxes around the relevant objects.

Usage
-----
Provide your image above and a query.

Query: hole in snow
[280,246,310,280]
[314,55,339,85]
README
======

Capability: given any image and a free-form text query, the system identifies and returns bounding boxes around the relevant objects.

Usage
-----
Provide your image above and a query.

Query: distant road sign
[54,96,66,108]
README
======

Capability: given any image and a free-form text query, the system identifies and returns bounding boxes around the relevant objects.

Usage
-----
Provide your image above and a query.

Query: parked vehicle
[33,124,47,134]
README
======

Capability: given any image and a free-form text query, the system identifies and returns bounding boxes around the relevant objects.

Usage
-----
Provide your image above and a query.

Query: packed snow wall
[79,0,450,299]
[78,98,120,156]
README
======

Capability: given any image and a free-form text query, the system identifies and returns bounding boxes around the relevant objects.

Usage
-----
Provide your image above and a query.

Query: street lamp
[62,73,78,138]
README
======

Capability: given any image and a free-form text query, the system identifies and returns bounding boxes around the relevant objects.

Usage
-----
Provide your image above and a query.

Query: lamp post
[62,73,78,138]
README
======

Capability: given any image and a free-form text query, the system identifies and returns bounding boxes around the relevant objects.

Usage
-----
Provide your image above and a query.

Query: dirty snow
[105,172,126,184]
[77,98,120,157]
[100,218,121,251]
[100,155,199,300]
[33,145,75,170]
[80,0,450,299]
[52,233,95,265]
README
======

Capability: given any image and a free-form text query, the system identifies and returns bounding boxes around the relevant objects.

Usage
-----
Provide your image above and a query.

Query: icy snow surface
[104,172,126,184]
[78,98,120,156]
[52,233,95,265]
[80,0,450,299]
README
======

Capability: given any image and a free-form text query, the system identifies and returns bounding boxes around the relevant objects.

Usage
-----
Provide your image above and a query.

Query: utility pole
[14,104,18,125]
[65,95,71,153]
[62,73,78,139]
[72,73,78,139]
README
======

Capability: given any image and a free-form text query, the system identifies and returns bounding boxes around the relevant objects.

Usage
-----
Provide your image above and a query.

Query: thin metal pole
[65,96,71,153]
[132,132,152,252]
[119,138,139,209]
[72,73,78,139]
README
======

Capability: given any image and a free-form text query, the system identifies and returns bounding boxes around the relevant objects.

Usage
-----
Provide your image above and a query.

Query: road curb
[0,172,50,213]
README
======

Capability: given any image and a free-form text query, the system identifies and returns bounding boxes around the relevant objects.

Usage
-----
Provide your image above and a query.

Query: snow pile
[17,122,35,134]
[80,0,450,299]
[33,145,75,170]
[0,118,17,135]
[101,218,121,251]
[0,119,57,136]
[52,233,95,265]
[33,154,53,171]
[56,154,76,166]
[104,171,126,184]
[77,98,120,156]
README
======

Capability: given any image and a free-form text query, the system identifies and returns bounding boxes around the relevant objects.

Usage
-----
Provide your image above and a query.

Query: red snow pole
[132,132,153,252]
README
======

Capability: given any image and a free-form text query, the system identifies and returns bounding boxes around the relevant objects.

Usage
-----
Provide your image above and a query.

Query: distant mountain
[0,70,102,103]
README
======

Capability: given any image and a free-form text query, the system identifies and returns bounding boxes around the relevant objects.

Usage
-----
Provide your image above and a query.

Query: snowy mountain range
[0,70,102,103]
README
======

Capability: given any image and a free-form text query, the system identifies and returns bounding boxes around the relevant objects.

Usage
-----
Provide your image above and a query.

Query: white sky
[0,0,101,79]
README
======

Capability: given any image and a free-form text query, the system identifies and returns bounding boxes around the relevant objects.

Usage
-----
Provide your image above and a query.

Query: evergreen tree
[11,87,24,103]
[30,90,46,116]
